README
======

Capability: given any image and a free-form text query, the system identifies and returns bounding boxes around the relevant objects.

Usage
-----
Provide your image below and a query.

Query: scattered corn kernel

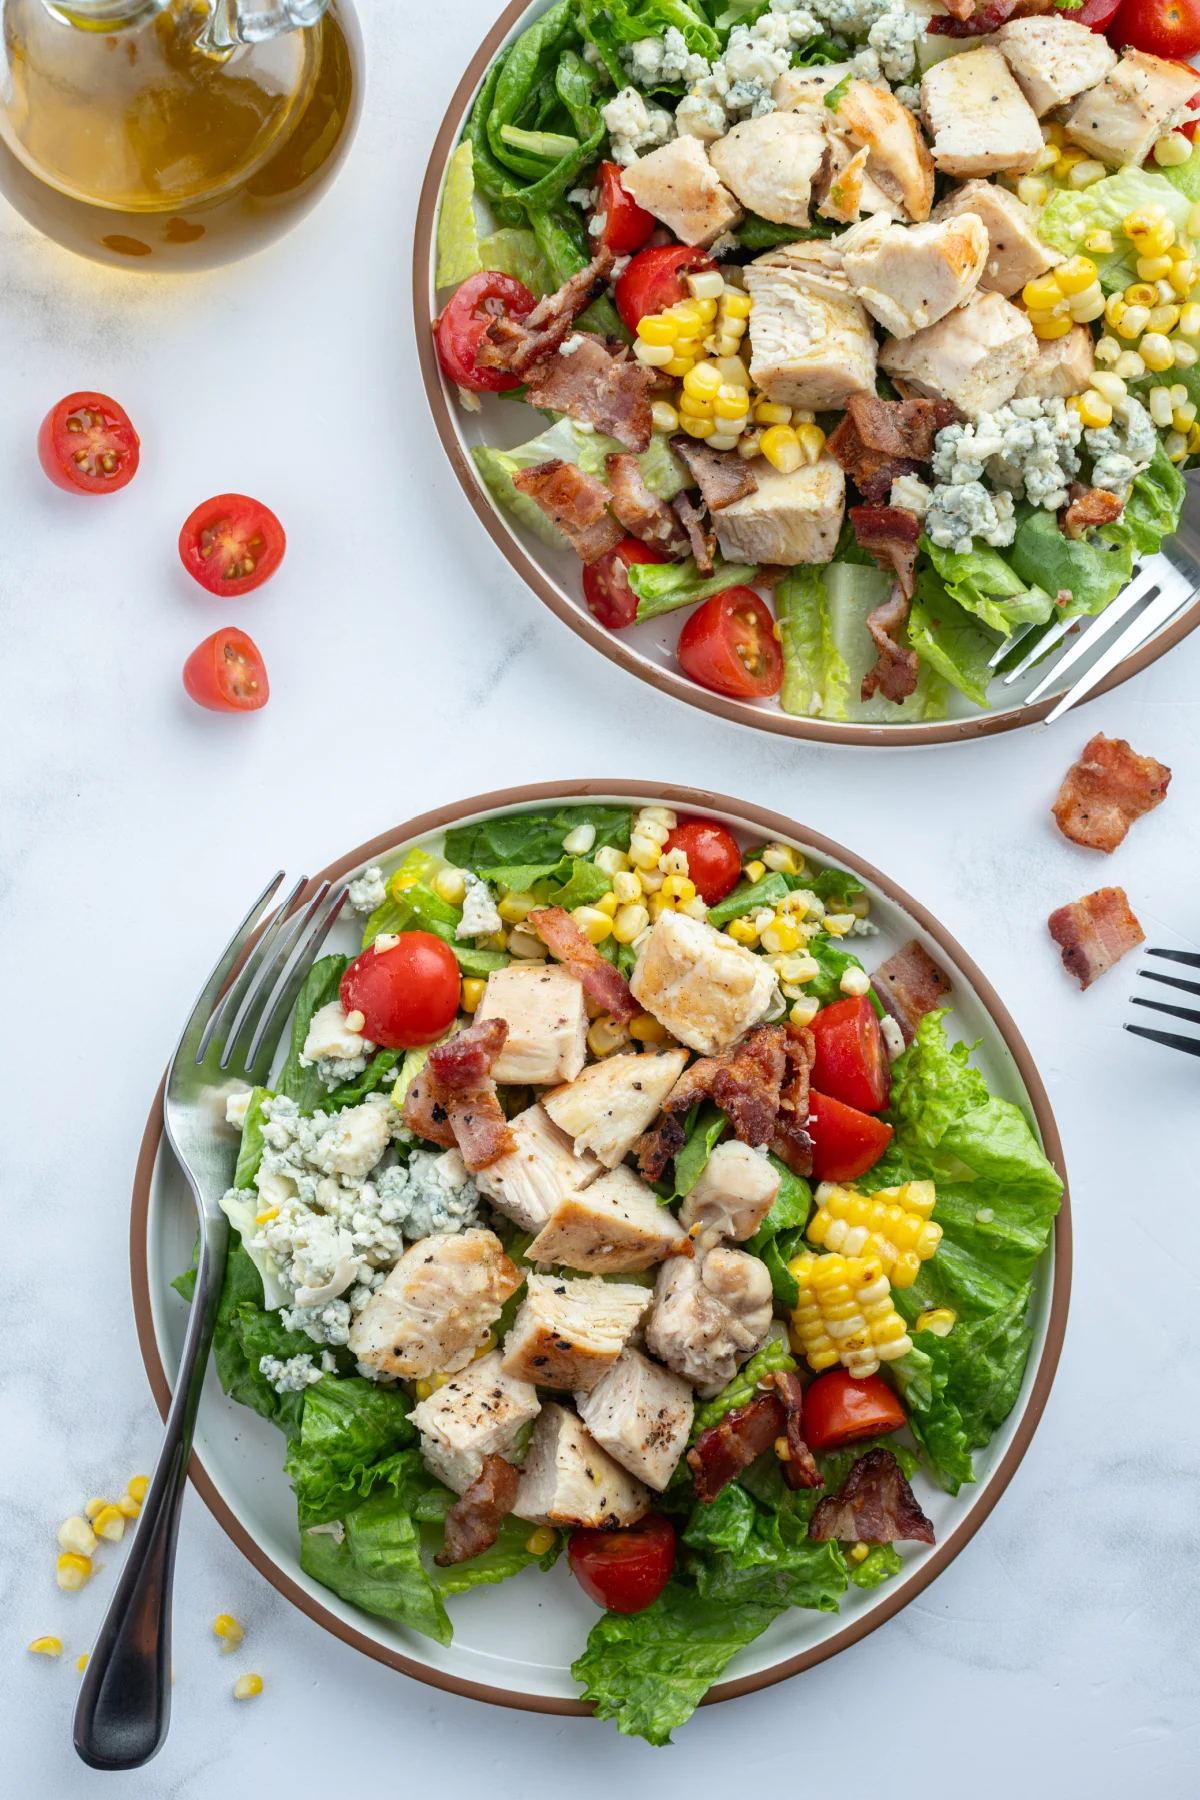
[1030,311,1072,339]
[916,1306,957,1337]
[571,905,613,945]
[1166,429,1190,461]
[1084,229,1114,254]
[58,1516,98,1558]
[1023,273,1064,312]
[1141,331,1176,370]
[629,1011,669,1044]
[1148,303,1181,333]
[1169,259,1196,297]
[431,867,466,906]
[743,858,767,882]
[1171,382,1190,406]
[1017,176,1046,206]
[593,890,618,919]
[93,1505,125,1544]
[29,1637,63,1657]
[233,1673,263,1700]
[680,413,715,438]
[797,423,827,463]
[1117,303,1151,337]
[1137,254,1173,283]
[56,1553,92,1592]
[588,1015,629,1057]
[214,1614,245,1647]
[77,1654,89,1672]
[687,269,726,301]
[594,846,629,877]
[824,911,856,937]
[1174,403,1198,431]
[1056,256,1098,296]
[612,902,649,944]
[84,1498,107,1521]
[754,400,792,426]
[472,1332,498,1360]
[1054,145,1087,176]
[839,966,871,997]
[849,1542,871,1564]
[460,976,486,1012]
[727,916,759,945]
[760,424,802,473]
[612,870,642,905]
[1104,293,1128,327]
[761,917,801,956]
[1074,389,1112,428]
[790,996,820,1027]
[1149,385,1176,426]
[761,843,802,874]
[1154,132,1193,167]
[413,1379,433,1400]
[1113,350,1146,379]
[525,1525,557,1555]
[1089,371,1127,405]
[118,1495,142,1519]
[650,400,680,435]
[497,890,536,924]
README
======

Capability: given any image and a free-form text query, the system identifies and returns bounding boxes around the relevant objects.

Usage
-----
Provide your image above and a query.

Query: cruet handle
[198,0,329,49]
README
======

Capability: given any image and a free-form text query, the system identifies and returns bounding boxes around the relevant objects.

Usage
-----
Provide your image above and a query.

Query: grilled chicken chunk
[526,1165,688,1273]
[709,111,827,228]
[745,243,878,411]
[514,1402,650,1528]
[839,213,988,339]
[1014,323,1096,401]
[575,1348,694,1491]
[714,455,845,567]
[678,1141,781,1248]
[348,1230,522,1379]
[630,910,777,1057]
[473,1102,601,1234]
[474,963,587,1087]
[410,1351,541,1495]
[922,48,1043,178]
[992,16,1117,117]
[834,81,934,222]
[1064,49,1200,169]
[931,180,1062,298]
[542,1047,689,1168]
[880,290,1037,417]
[773,61,852,114]
[646,1245,774,1396]
[620,135,743,249]
[501,1272,653,1390]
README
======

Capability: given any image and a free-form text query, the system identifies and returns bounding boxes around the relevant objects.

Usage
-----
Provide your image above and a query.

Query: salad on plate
[176,800,1063,1741]
[431,0,1199,722]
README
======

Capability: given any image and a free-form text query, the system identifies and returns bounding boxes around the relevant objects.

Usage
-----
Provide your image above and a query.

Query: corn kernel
[754,400,792,425]
[1045,121,1067,147]
[1168,260,1196,298]
[1149,385,1176,426]
[637,312,678,345]
[629,1012,669,1044]
[743,858,766,883]
[1141,332,1176,370]
[214,1614,245,1646]
[790,996,820,1027]
[588,1015,629,1057]
[77,1654,88,1671]
[497,891,535,924]
[472,1331,498,1361]
[594,846,629,878]
[1136,255,1172,284]
[849,1542,870,1564]
[1113,351,1146,380]
[1189,422,1200,452]
[233,1673,263,1700]
[650,400,679,435]
[839,966,872,997]
[431,867,466,906]
[634,339,673,368]
[1166,429,1190,461]
[1084,229,1114,254]
[1174,404,1197,432]
[1054,145,1087,176]
[460,977,486,1013]
[118,1495,142,1519]
[93,1505,125,1544]
[1179,302,1200,338]
[1104,293,1128,326]
[738,429,763,458]
[1016,176,1046,206]
[56,1553,92,1592]
[1170,382,1189,406]
[1075,389,1112,428]
[760,424,802,473]
[1023,273,1063,311]
[1030,312,1072,339]
[662,355,695,377]
[58,1516,98,1557]
[84,1497,108,1521]
[1154,132,1193,167]
[29,1636,63,1657]
[660,874,696,905]
[127,1475,150,1504]
[525,1525,557,1556]
[797,423,826,464]
[1148,303,1181,333]
[413,1379,433,1400]
[761,918,801,956]
[638,865,664,892]
[1056,256,1098,295]
[612,902,650,944]
[722,288,752,318]
[679,391,714,421]
[683,361,722,401]
[762,842,802,874]
[1067,159,1106,189]
[684,268,724,302]
[1117,304,1150,338]
[1069,286,1106,324]
[1089,371,1126,405]
[824,911,856,938]
[680,414,715,438]
[571,905,612,945]
[714,390,749,422]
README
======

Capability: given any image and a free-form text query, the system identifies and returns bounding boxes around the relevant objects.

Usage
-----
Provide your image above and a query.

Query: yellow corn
[806,1180,942,1289]
[916,1307,957,1337]
[1148,304,1181,333]
[255,1205,279,1224]
[233,1673,264,1700]
[681,414,715,438]
[1188,422,1200,453]
[637,312,679,345]
[1166,429,1190,461]
[84,1497,107,1521]
[460,977,486,1012]
[1023,274,1063,312]
[1068,160,1106,189]
[1141,332,1176,371]
[651,400,679,434]
[593,890,618,919]
[1113,350,1146,380]
[679,391,714,420]
[1179,302,1200,338]
[714,389,750,422]
[1105,293,1128,327]
[118,1494,142,1519]
[1084,229,1114,254]
[789,995,820,1027]
[683,361,722,401]
[56,1553,92,1592]
[92,1505,125,1544]
[722,288,751,319]
[760,916,802,956]
[588,1015,629,1057]
[1074,389,1113,428]
[432,867,467,906]
[760,425,802,473]
[497,891,535,924]
[127,1475,150,1504]
[77,1654,89,1672]
[1029,312,1072,340]
[738,428,763,459]
[823,911,856,937]
[849,1542,871,1564]
[754,400,792,426]
[1053,144,1087,176]
[1168,260,1196,298]
[661,875,697,906]
[413,1379,433,1400]
[29,1636,63,1657]
[571,904,613,945]
[726,916,759,945]
[744,858,767,882]
[761,843,801,874]
[1069,284,1105,324]
[787,1252,913,1379]
[525,1526,557,1555]
[1149,385,1176,427]
[612,901,649,943]
[1175,402,1198,430]
[58,1516,98,1557]
[1117,304,1151,339]
[612,870,642,905]
[796,423,826,463]
[1137,254,1173,283]
[1154,132,1193,167]
[629,1011,668,1043]
[662,355,695,378]
[1016,176,1046,207]
[1125,282,1157,306]
[1045,121,1067,147]
[472,1331,498,1360]
[214,1614,245,1648]
[1056,256,1097,296]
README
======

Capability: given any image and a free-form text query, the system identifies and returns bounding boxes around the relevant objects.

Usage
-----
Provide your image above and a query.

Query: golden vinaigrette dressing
[0,0,360,268]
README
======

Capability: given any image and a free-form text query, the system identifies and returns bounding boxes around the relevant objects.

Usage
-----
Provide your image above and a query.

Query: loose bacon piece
[669,436,759,512]
[476,250,615,379]
[672,490,716,575]
[772,1022,815,1177]
[761,1370,821,1490]
[849,504,921,601]
[1059,484,1125,542]
[413,1017,514,1170]
[528,905,640,1022]
[1052,734,1171,854]
[1048,886,1144,990]
[687,1391,786,1504]
[661,1025,786,1148]
[861,581,920,704]
[605,453,691,556]
[401,1069,457,1149]
[527,335,653,454]
[809,1447,935,1544]
[873,939,952,1045]
[427,1017,509,1089]
[632,1114,688,1183]
[511,460,624,564]
[435,1454,521,1566]
[827,394,960,505]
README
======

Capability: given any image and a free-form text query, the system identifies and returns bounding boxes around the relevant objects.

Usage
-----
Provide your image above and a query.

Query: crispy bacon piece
[761,1370,822,1489]
[849,504,921,600]
[861,581,920,704]
[809,1447,935,1544]
[511,460,623,564]
[1053,734,1171,854]
[427,1016,509,1088]
[661,1025,787,1148]
[755,565,789,589]
[407,1017,514,1170]
[476,250,614,379]
[772,1022,815,1177]
[605,453,691,556]
[873,939,952,1045]
[632,1114,688,1183]
[401,1069,457,1149]
[528,905,640,1022]
[687,1391,786,1504]
[670,436,759,512]
[827,394,960,505]
[1059,484,1125,541]
[527,335,653,454]
[1048,886,1144,990]
[435,1454,521,1567]
[672,490,716,574]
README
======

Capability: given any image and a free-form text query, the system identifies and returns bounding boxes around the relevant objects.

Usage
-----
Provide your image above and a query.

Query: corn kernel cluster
[1022,255,1106,339]
[787,1251,913,1378]
[52,1473,149,1594]
[806,1180,942,1289]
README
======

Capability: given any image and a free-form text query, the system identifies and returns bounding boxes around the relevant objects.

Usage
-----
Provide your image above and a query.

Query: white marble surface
[3,1,1200,1792]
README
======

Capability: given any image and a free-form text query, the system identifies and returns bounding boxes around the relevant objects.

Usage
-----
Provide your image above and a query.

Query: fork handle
[74,1199,229,1770]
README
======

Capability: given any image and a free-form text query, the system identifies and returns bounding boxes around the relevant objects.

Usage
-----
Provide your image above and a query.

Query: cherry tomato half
[182,628,269,713]
[179,494,287,597]
[1076,0,1124,25]
[663,817,743,905]
[434,270,536,393]
[802,1370,906,1453]
[1108,0,1200,57]
[808,1090,894,1183]
[595,161,656,257]
[341,932,460,1050]
[568,1514,676,1614]
[810,995,891,1114]
[677,588,783,701]
[38,392,139,495]
[583,537,669,629]
[615,244,717,332]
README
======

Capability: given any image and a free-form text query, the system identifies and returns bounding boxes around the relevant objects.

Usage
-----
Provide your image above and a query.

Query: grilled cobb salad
[176,802,1063,1741]
[432,0,1200,720]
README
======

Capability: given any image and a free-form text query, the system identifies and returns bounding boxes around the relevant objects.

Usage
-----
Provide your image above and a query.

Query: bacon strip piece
[849,504,921,601]
[435,1454,520,1566]
[528,905,640,1022]
[929,0,1051,30]
[401,1069,457,1149]
[476,250,615,379]
[761,1370,822,1489]
[1059,484,1125,541]
[1048,886,1144,990]
[809,1447,935,1544]
[527,335,653,454]
[632,1114,688,1183]
[672,490,715,574]
[670,436,759,512]
[872,939,952,1045]
[511,460,624,564]
[605,453,691,556]
[428,1016,509,1087]
[661,1025,787,1148]
[687,1391,786,1503]
[862,581,920,704]
[1052,734,1171,854]
[772,1022,815,1177]
[827,394,960,505]
[406,1016,514,1170]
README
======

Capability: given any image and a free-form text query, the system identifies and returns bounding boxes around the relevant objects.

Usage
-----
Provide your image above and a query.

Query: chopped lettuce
[1039,164,1194,291]
[776,564,852,719]
[478,852,612,909]
[274,955,350,1113]
[233,1086,271,1190]
[706,869,790,927]
[821,561,949,723]
[687,1479,847,1614]
[427,1511,560,1594]
[1007,505,1134,618]
[315,1048,404,1115]
[577,0,719,60]
[474,421,688,553]
[921,537,1054,636]
[362,880,508,978]
[445,804,631,871]
[1162,142,1200,203]
[284,1377,417,1526]
[630,555,761,621]
[908,571,1002,709]
[435,140,483,289]
[747,1158,813,1254]
[477,226,551,295]
[891,1338,975,1496]
[1124,442,1186,556]
[219,1190,289,1309]
[805,932,879,1012]
[690,1330,797,1439]
[672,1102,728,1196]
[849,1542,903,1588]
[211,1238,315,1441]
[737,212,834,249]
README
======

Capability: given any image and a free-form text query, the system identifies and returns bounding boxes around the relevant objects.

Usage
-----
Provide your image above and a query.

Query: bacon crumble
[827,393,960,505]
[435,1454,521,1566]
[687,1391,786,1503]
[1058,483,1125,542]
[526,335,653,453]
[669,436,759,512]
[872,940,953,1045]
[862,581,920,704]
[808,1447,936,1544]
[605,453,691,556]
[475,250,615,379]
[850,504,921,600]
[1048,886,1145,989]
[511,460,624,564]
[672,490,716,574]
[528,905,640,1022]
[760,1370,822,1489]
[404,1016,514,1169]
[1052,734,1171,854]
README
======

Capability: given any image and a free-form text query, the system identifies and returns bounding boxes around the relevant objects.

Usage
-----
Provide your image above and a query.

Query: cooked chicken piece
[629,910,778,1057]
[575,1348,693,1491]
[348,1230,522,1379]
[645,1246,774,1396]
[542,1047,689,1168]
[836,81,934,223]
[922,48,1043,178]
[526,1165,688,1273]
[474,963,587,1087]
[931,180,1062,298]
[472,1103,601,1234]
[1014,323,1096,401]
[619,135,743,250]
[773,61,853,114]
[817,140,872,226]
[709,111,827,229]
[501,1272,653,1390]
[992,16,1117,118]
[714,454,845,567]
[1064,49,1200,169]
[513,1402,650,1528]
[880,290,1037,417]
[678,1141,781,1248]
[745,243,877,411]
[410,1351,540,1495]
[839,213,988,339]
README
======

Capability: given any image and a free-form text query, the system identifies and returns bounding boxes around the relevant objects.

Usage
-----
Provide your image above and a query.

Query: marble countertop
[3,2,1199,1792]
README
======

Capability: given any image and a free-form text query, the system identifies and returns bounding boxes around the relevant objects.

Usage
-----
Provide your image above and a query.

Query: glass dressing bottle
[0,0,361,268]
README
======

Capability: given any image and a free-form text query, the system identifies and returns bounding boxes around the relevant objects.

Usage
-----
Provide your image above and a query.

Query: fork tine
[1023,574,1156,704]
[987,621,1035,669]
[1045,569,1194,723]
[1131,995,1200,1028]
[1148,947,1200,969]
[1124,1023,1200,1059]
[212,876,315,1068]
[240,885,349,1079]
[219,879,331,1075]
[1138,969,1200,997]
[196,875,308,1064]
[173,873,285,1070]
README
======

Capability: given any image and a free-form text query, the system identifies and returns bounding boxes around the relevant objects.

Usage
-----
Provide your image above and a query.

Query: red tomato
[1108,0,1200,57]
[677,588,783,701]
[583,537,669,629]
[802,1370,906,1453]
[1180,91,1200,139]
[1076,0,1124,23]
[663,817,742,905]
[595,161,656,256]
[178,494,286,597]
[615,244,717,332]
[568,1515,676,1614]
[810,996,891,1113]
[808,1090,894,1183]
[38,392,139,495]
[433,270,536,393]
[182,628,269,713]
[340,932,460,1050]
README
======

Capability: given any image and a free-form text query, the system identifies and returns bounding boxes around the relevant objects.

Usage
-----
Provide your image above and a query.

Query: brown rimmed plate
[131,781,1070,1715]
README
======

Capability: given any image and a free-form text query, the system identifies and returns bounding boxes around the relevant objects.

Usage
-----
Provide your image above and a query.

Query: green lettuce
[747,1158,812,1253]
[361,881,508,978]
[1007,506,1134,618]
[446,804,631,871]
[233,1087,271,1188]
[315,1049,404,1115]
[284,1376,417,1526]
[821,561,949,723]
[435,140,482,289]
[776,564,852,720]
[690,1331,797,1438]
[576,0,719,61]
[630,555,761,621]
[672,1102,727,1196]
[218,1190,289,1308]
[274,955,350,1113]
[891,1338,975,1496]
[805,933,880,1013]
[920,537,1054,636]
[211,1239,316,1441]
[1124,442,1186,556]
[908,573,1001,709]
[705,870,790,927]
[477,226,551,294]
[427,1512,560,1595]
[1039,164,1194,291]
[686,1479,847,1614]
[849,1543,903,1588]
[737,212,834,248]
[474,421,687,552]
[479,853,612,909]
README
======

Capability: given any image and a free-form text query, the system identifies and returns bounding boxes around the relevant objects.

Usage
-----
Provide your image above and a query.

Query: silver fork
[74,873,348,1771]
[1124,947,1200,1060]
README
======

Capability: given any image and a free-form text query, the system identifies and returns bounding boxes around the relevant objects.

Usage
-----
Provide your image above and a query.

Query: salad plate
[415,0,1200,744]
[131,782,1070,1737]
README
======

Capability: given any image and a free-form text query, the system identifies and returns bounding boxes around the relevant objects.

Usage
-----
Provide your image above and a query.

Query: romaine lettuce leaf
[361,881,509,977]
[445,804,632,871]
[776,563,852,719]
[630,554,761,620]
[427,1512,560,1594]
[672,1102,727,1196]
[821,561,949,722]
[890,1338,975,1495]
[747,1157,812,1253]
[687,1481,847,1614]
[314,1048,403,1115]
[274,955,350,1113]
[284,1376,417,1526]
[479,853,612,909]
[706,869,789,926]
[477,226,551,295]
[233,1087,271,1189]
[219,1190,289,1308]
[211,1239,316,1441]
[1124,441,1186,555]
[805,932,877,1011]
[849,1542,903,1587]
[436,140,483,289]
[1039,164,1194,290]
[909,571,1002,708]
[921,537,1054,636]
[1007,506,1134,617]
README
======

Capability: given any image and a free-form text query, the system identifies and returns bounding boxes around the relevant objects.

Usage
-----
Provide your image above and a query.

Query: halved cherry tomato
[341,931,460,1050]
[433,270,536,393]
[810,995,891,1113]
[663,817,742,905]
[595,161,656,256]
[1077,0,1124,24]
[677,588,783,700]
[178,494,286,597]
[182,628,269,713]
[38,392,139,495]
[1180,90,1200,139]
[1108,0,1200,57]
[615,244,717,332]
[583,537,669,629]
[808,1090,894,1183]
[568,1514,676,1614]
[802,1370,906,1453]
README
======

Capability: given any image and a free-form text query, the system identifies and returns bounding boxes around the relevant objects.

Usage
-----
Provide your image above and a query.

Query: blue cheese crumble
[622,27,709,88]
[347,864,387,914]
[1085,395,1157,496]
[259,1353,322,1394]
[601,87,675,164]
[926,482,1016,554]
[299,999,376,1091]
[374,1149,480,1240]
[927,397,1087,550]
[457,872,502,940]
